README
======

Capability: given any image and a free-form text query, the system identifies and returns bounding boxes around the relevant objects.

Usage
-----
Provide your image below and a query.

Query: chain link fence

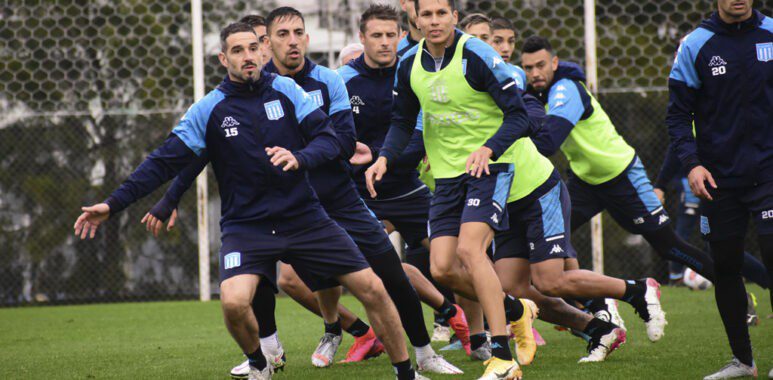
[2,0,769,306]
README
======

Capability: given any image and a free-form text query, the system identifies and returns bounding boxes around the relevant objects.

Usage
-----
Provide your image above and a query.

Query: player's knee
[430,262,456,288]
[277,272,302,295]
[532,275,564,297]
[502,281,529,299]
[356,274,388,306]
[220,296,251,321]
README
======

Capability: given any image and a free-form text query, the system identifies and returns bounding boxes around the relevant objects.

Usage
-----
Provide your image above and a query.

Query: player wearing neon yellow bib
[364,1,561,377]
[522,36,717,287]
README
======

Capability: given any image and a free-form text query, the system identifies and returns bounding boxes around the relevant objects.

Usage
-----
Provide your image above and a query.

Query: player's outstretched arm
[74,203,110,240]
[140,152,209,237]
[293,108,341,170]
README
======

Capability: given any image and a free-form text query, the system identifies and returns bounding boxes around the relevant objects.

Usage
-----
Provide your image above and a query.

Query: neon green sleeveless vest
[411,34,553,202]
[549,82,635,185]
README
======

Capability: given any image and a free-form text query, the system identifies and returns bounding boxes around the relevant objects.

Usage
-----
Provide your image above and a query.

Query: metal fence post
[191,0,210,301]
[584,0,604,274]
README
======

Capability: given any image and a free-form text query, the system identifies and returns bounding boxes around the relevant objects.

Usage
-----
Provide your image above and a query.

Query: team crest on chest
[756,42,772,62]
[264,100,284,120]
[308,90,325,107]
[429,79,449,103]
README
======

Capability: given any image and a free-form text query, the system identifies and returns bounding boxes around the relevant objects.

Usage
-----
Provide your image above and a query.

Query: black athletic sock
[490,335,513,361]
[324,319,342,336]
[470,332,487,351]
[345,318,370,337]
[368,250,431,347]
[246,347,267,370]
[252,283,277,338]
[622,279,650,320]
[503,294,524,322]
[583,317,615,338]
[434,299,456,325]
[583,298,608,314]
[711,237,754,367]
[393,359,415,380]
[642,227,716,282]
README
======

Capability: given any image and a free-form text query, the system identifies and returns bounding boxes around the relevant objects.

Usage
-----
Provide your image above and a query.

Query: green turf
[0,286,770,379]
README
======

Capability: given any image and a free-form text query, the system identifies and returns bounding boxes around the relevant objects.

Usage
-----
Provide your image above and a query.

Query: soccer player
[74,22,417,380]
[151,7,462,377]
[340,3,473,354]
[666,1,772,378]
[399,0,486,348]
[488,17,527,91]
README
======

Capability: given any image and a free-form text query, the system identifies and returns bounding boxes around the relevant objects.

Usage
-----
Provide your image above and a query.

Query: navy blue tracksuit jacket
[666,10,772,187]
[106,73,340,234]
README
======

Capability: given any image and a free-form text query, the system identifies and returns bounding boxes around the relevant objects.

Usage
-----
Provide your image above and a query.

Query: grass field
[1,286,770,379]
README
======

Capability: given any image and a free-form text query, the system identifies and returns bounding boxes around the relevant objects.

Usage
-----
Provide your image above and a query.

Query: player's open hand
[350,142,373,165]
[141,209,178,237]
[688,165,717,201]
[466,146,493,178]
[365,156,388,198]
[266,146,299,171]
[73,203,110,239]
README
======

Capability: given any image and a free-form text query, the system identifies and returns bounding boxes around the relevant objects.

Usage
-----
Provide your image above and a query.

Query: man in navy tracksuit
[73,23,414,380]
[666,1,771,378]
[148,8,462,377]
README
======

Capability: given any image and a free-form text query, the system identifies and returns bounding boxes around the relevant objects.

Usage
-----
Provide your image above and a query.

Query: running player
[74,22,417,380]
[368,2,667,376]
[340,3,472,354]
[150,7,462,377]
[666,1,771,377]
[520,36,718,322]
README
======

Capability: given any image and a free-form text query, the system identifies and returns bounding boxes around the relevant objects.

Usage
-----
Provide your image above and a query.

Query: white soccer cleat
[417,354,463,375]
[311,333,342,367]
[703,358,757,379]
[231,348,286,378]
[431,323,452,342]
[643,278,667,342]
[767,367,772,379]
[470,341,492,361]
[248,365,272,380]
[605,299,626,331]
[578,327,627,363]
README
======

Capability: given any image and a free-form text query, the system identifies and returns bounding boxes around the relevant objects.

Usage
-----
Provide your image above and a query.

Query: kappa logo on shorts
[658,214,670,225]
[633,217,645,225]
[264,100,284,120]
[224,252,241,270]
[549,244,564,255]
[491,213,499,224]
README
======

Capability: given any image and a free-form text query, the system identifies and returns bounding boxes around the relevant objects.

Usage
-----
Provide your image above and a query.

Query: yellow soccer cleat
[509,299,539,365]
[478,357,522,380]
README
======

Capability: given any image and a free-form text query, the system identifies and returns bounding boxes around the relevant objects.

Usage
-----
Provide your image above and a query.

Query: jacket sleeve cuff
[483,142,503,161]
[682,155,701,173]
[104,196,125,216]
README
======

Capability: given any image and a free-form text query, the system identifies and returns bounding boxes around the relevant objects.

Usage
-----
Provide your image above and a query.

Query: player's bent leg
[221,274,271,379]
[430,236,479,300]
[310,287,344,368]
[337,268,418,377]
[456,222,516,364]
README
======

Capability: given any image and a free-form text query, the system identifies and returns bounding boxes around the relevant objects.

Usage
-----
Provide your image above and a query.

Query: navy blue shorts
[569,157,670,234]
[364,185,430,251]
[219,218,370,291]
[700,181,773,241]
[301,197,395,291]
[493,172,575,263]
[429,164,514,240]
